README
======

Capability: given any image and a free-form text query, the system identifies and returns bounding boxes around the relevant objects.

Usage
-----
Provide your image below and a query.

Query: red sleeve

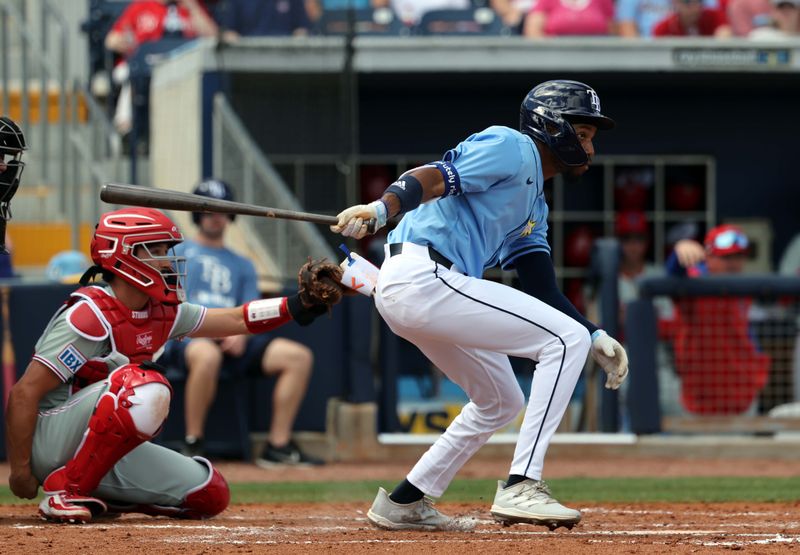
[110,3,140,33]
[652,17,670,36]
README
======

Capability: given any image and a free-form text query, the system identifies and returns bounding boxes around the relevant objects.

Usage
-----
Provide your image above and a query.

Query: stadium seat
[415,7,510,36]
[315,7,409,36]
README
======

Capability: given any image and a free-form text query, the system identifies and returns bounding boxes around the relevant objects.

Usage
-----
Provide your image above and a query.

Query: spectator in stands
[616,0,721,36]
[613,212,671,338]
[746,0,800,37]
[490,0,536,32]
[104,0,218,134]
[728,0,771,34]
[651,0,732,36]
[305,0,390,23]
[389,0,470,26]
[523,0,614,38]
[217,0,312,38]
[45,250,91,284]
[158,179,323,466]
[666,224,770,415]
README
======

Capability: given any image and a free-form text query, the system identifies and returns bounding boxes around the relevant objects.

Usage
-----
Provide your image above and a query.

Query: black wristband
[286,294,328,326]
[385,174,424,213]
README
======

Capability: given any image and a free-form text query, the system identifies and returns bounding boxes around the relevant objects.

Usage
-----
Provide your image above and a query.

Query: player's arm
[514,251,599,334]
[191,296,327,338]
[515,252,628,390]
[330,166,445,239]
[6,359,62,499]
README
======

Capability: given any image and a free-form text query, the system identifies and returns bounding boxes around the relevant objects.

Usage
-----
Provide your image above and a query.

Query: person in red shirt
[104,0,218,135]
[666,224,770,415]
[524,0,615,37]
[105,0,218,58]
[652,0,732,35]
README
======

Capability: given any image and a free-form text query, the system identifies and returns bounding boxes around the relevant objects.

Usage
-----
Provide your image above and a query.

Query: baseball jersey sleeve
[442,127,525,194]
[169,302,207,340]
[32,316,109,383]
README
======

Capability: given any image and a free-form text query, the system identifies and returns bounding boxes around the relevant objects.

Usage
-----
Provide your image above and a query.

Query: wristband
[591,329,606,342]
[370,199,388,228]
[385,174,424,213]
[243,297,291,334]
[286,294,328,326]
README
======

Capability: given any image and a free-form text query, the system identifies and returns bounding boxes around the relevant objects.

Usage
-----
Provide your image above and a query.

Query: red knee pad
[62,363,173,496]
[180,457,230,519]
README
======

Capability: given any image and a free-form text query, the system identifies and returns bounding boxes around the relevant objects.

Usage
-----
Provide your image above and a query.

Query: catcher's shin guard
[104,457,230,519]
[46,363,172,499]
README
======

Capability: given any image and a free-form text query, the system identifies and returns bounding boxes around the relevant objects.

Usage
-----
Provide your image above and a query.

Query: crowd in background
[102,0,800,44]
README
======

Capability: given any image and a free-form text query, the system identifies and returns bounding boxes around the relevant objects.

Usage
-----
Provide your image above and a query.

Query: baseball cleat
[38,492,107,524]
[367,487,475,531]
[490,479,581,529]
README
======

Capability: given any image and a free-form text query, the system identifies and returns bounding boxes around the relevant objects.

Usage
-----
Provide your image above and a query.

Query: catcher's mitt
[298,257,345,307]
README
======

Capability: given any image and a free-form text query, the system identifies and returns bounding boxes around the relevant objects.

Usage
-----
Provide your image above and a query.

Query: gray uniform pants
[32,381,210,506]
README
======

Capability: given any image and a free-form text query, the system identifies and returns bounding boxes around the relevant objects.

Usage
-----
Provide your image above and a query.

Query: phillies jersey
[388,125,550,278]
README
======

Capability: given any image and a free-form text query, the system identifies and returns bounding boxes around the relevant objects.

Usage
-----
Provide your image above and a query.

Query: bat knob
[366,218,378,235]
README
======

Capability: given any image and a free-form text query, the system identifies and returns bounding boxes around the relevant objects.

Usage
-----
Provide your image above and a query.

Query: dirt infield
[2,457,799,553]
[4,502,800,553]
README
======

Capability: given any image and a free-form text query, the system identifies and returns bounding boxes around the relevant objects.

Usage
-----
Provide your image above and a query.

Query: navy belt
[388,243,454,270]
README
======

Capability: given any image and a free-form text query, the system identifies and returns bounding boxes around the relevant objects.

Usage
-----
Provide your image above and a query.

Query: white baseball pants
[376,243,591,498]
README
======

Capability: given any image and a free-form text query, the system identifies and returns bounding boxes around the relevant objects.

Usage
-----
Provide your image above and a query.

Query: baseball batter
[6,207,343,523]
[332,80,629,530]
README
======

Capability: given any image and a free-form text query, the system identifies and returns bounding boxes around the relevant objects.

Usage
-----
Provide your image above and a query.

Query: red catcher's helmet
[90,208,186,304]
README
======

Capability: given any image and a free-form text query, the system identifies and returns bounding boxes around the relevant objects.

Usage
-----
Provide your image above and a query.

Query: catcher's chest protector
[66,286,178,388]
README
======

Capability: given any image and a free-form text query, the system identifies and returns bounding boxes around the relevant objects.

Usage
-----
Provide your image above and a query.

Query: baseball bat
[1,286,15,410]
[100,183,377,233]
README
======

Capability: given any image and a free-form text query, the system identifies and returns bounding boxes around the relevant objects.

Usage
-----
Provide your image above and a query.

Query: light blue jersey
[388,126,550,278]
[176,239,260,309]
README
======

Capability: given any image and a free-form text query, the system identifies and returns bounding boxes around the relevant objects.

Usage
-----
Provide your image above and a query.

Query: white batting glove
[590,330,629,390]
[330,200,387,240]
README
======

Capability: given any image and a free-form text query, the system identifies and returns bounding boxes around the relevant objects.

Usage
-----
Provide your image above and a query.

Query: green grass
[5,477,799,506]
[229,477,800,504]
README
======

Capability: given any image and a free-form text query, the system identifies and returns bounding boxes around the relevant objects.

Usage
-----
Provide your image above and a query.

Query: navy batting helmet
[192,178,236,225]
[520,80,615,167]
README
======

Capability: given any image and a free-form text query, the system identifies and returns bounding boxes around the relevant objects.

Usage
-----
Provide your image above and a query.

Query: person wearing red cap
[613,211,666,341]
[665,224,770,415]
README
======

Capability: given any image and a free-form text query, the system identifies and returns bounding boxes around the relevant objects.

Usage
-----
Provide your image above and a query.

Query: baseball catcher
[6,207,345,523]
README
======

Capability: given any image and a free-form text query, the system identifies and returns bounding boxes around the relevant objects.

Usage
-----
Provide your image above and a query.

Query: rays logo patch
[57,344,87,373]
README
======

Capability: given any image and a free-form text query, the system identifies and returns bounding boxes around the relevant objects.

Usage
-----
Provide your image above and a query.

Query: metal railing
[0,0,122,250]
[212,93,336,282]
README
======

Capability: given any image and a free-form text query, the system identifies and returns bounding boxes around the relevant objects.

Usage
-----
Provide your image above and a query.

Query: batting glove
[590,330,629,390]
[330,200,387,240]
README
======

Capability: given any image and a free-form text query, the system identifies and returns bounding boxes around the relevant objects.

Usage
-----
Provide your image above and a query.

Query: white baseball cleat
[367,487,475,531]
[38,492,107,524]
[490,479,581,530]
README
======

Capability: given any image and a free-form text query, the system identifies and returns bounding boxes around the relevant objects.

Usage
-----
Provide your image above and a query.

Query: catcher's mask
[83,208,186,304]
[0,116,26,214]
